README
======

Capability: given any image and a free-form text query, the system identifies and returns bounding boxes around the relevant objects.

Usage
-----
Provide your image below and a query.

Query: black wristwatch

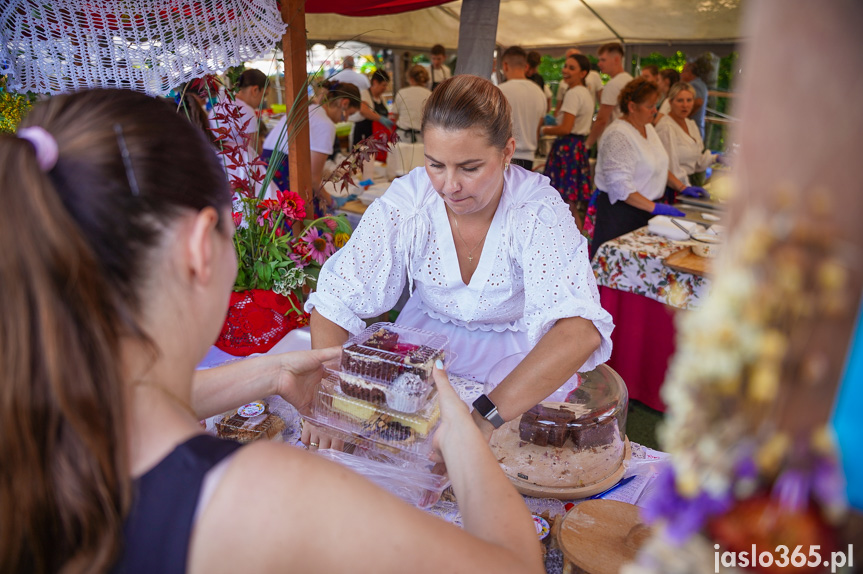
[472,394,505,429]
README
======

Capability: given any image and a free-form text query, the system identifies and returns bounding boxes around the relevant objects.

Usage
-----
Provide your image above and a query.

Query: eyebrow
[424,154,483,166]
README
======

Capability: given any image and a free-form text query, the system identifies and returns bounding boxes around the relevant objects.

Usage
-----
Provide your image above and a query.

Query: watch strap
[472,394,505,429]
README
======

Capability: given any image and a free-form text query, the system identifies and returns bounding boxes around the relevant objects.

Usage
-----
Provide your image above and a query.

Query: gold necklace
[451,212,488,265]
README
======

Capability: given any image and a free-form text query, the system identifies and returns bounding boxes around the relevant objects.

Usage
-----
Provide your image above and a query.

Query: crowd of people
[212,43,718,250]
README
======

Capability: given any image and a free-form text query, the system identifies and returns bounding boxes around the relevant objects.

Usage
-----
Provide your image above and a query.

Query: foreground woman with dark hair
[0,88,543,574]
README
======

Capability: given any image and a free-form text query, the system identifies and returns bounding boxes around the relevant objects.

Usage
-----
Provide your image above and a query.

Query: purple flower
[642,468,732,545]
[302,227,335,265]
[772,468,812,514]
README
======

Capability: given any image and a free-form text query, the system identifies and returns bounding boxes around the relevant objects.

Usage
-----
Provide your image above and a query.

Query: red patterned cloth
[215,290,307,356]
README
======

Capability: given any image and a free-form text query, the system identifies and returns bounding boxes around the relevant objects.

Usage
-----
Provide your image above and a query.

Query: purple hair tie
[17,126,59,172]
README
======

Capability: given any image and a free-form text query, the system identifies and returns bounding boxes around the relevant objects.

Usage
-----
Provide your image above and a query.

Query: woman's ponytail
[0,134,130,573]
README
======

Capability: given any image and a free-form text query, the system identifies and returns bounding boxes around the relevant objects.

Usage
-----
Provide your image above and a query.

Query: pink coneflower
[302,227,335,265]
[277,190,306,221]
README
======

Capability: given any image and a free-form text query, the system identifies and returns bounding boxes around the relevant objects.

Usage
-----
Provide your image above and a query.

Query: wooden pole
[454,0,499,79]
[280,0,313,217]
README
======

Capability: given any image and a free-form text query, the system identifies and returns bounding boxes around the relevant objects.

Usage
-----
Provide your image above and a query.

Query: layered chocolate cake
[339,327,440,410]
[216,400,286,443]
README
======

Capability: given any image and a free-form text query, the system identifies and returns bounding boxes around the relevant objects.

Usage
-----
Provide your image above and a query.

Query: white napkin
[647,215,705,241]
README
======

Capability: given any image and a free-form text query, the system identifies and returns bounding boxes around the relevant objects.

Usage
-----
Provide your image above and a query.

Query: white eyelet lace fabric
[594,120,669,203]
[306,166,613,371]
[0,0,286,95]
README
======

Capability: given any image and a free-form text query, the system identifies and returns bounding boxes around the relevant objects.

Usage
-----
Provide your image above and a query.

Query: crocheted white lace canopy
[1,0,286,95]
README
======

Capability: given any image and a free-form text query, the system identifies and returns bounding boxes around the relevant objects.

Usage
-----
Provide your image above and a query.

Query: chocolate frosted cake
[518,403,620,450]
[570,416,618,450]
[519,405,574,447]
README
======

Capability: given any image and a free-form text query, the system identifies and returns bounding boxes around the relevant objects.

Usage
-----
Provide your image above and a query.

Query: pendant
[468,255,473,264]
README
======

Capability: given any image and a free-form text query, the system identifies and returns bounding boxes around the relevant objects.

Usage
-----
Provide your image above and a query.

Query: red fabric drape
[599,286,677,412]
[305,0,454,16]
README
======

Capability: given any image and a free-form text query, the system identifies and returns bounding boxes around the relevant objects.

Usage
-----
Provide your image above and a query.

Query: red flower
[232,212,242,228]
[276,190,306,221]
[257,199,280,222]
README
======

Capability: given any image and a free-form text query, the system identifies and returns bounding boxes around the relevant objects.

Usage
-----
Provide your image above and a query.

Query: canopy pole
[454,0,500,80]
[281,0,313,216]
[579,0,625,44]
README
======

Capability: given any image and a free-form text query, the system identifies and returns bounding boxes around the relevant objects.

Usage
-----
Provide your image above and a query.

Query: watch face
[473,394,495,416]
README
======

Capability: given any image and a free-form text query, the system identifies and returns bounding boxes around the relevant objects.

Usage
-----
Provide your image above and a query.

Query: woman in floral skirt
[541,53,595,228]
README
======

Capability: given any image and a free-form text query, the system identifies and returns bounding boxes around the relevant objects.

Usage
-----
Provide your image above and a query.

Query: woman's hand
[430,361,486,462]
[301,419,344,451]
[273,347,340,415]
[273,346,346,451]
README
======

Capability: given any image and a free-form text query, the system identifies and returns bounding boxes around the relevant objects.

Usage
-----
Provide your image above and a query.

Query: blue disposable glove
[680,186,709,198]
[543,113,557,126]
[332,193,359,208]
[651,203,686,217]
[378,116,394,130]
[713,152,729,166]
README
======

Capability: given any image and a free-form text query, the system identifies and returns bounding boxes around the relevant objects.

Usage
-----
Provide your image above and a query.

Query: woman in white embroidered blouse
[305,75,614,445]
[590,77,701,256]
[655,82,718,188]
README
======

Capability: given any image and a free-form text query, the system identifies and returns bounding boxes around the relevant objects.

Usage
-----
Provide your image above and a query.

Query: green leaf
[267,243,284,261]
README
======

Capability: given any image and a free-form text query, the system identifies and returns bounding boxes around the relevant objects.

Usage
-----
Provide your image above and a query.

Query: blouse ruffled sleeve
[598,129,640,204]
[304,198,409,335]
[509,192,614,371]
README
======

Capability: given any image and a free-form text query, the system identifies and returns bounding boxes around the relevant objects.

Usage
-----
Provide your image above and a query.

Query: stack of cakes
[310,323,448,461]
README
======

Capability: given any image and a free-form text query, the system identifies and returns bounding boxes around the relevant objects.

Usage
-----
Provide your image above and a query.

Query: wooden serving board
[663,246,712,277]
[557,500,653,574]
[489,406,631,499]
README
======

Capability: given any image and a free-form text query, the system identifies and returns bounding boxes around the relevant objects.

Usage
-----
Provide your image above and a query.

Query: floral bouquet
[183,75,359,356]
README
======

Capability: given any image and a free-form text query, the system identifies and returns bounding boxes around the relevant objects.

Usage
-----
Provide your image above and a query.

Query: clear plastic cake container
[338,323,449,409]
[308,369,440,461]
[213,398,290,444]
[315,447,449,509]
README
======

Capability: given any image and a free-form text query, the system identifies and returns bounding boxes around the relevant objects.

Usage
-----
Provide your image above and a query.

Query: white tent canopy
[307,0,743,55]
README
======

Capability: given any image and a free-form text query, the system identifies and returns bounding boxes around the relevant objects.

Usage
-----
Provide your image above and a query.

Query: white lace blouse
[594,120,669,203]
[306,166,614,374]
[654,115,716,186]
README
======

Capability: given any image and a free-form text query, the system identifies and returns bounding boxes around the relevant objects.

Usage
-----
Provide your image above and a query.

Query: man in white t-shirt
[498,46,547,171]
[557,48,603,108]
[426,44,452,91]
[329,56,370,92]
[585,42,633,149]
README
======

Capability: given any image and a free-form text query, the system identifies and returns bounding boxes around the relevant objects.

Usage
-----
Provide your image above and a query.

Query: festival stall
[2,2,859,573]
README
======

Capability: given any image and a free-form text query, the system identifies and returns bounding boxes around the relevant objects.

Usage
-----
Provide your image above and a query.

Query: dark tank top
[111,434,243,574]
